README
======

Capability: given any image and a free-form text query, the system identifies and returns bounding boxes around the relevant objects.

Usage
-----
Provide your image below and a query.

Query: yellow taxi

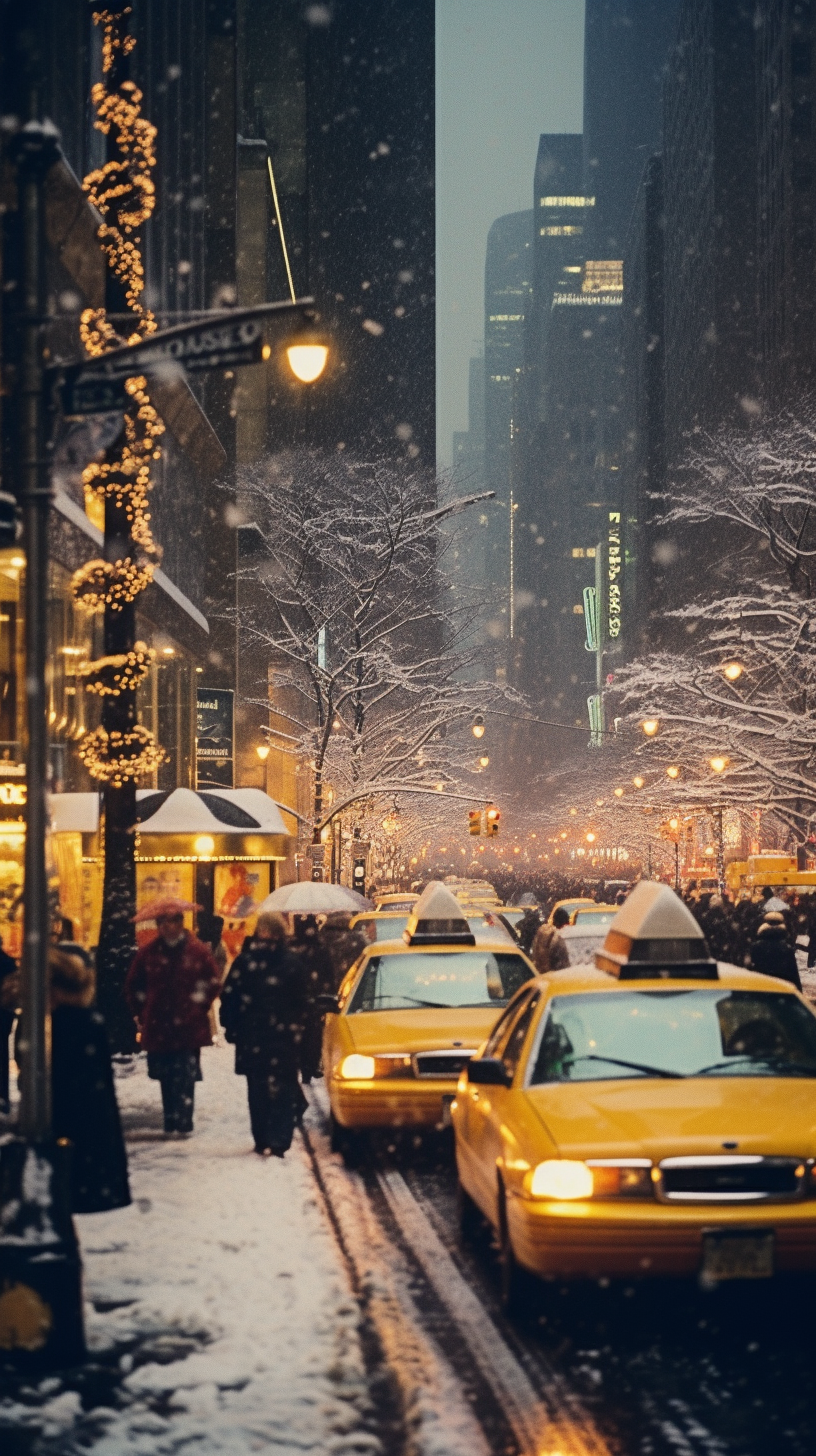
[548,897,596,924]
[374,892,419,912]
[322,882,538,1157]
[452,881,816,1312]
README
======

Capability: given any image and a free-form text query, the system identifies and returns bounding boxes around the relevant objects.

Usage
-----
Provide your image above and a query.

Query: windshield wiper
[694,1055,816,1077]
[372,994,450,1009]
[564,1054,684,1080]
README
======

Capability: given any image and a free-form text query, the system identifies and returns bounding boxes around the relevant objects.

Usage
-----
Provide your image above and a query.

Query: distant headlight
[529,1159,594,1200]
[340,1054,376,1080]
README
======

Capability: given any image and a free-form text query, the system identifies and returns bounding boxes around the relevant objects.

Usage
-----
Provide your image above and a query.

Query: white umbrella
[257,882,371,914]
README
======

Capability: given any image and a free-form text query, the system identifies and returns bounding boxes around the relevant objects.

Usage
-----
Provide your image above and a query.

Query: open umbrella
[132,897,201,923]
[257,882,371,914]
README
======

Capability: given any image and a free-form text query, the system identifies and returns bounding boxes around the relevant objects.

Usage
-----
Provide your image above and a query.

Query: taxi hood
[345,1006,498,1055]
[526,1078,816,1162]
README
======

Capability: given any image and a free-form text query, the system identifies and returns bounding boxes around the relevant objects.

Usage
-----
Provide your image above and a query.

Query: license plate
[701,1231,774,1281]
[440,1094,456,1128]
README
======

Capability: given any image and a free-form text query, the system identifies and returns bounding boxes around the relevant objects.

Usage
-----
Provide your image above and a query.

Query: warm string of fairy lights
[78,725,166,789]
[77,7,166,784]
[79,642,155,697]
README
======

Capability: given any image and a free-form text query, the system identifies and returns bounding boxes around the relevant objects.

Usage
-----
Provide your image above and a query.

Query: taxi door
[466,990,541,1224]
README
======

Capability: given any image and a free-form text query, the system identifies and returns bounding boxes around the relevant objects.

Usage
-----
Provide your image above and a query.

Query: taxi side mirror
[467,1056,511,1087]
[317,992,340,1014]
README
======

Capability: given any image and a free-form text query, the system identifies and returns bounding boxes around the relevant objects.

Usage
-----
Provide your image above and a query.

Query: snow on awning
[135,788,289,835]
[49,788,290,838]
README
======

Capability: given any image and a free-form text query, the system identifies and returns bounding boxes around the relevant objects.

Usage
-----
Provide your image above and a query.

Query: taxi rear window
[530,989,816,1083]
[348,951,534,1013]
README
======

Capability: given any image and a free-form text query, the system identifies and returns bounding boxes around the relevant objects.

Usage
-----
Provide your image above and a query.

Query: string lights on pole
[74,6,164,783]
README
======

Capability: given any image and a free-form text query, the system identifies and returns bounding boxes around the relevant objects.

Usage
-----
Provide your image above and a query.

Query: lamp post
[0,119,86,1368]
[709,755,728,893]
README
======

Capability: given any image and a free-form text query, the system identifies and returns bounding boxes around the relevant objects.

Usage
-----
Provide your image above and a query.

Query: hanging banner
[196,687,234,788]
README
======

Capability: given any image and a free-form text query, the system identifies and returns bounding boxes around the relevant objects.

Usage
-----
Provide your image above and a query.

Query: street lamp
[721,661,744,682]
[641,718,660,737]
[614,787,624,797]
[286,341,329,383]
[666,765,680,779]
[256,744,270,762]
[709,755,728,774]
[471,715,485,739]
[479,755,490,767]
[632,776,645,789]
[586,831,596,844]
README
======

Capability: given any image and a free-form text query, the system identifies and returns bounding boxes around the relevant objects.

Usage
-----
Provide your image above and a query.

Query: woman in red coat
[124,902,222,1136]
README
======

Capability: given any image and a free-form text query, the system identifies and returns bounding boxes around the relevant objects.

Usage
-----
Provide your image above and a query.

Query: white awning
[49,788,290,837]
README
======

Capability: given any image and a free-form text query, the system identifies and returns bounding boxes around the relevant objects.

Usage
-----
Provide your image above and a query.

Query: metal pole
[674,839,680,895]
[16,122,57,1142]
[715,806,725,895]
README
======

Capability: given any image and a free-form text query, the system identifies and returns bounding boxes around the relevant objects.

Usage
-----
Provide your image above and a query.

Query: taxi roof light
[595,882,717,978]
[403,881,476,946]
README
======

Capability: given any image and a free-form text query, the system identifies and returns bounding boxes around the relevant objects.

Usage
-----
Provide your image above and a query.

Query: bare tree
[234,450,519,862]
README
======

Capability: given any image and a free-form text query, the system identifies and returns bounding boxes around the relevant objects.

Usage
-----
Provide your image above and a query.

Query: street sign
[61,373,130,417]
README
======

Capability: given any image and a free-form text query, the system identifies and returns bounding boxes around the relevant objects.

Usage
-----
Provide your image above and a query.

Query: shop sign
[196,687,234,788]
[608,512,622,639]
[0,783,25,806]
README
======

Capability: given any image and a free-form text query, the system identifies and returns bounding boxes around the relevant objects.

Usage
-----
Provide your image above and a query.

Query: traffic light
[486,805,500,837]
[468,810,481,836]
[352,857,366,895]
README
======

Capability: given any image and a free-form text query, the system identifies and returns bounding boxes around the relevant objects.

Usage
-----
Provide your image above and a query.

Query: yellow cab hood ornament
[596,880,717,980]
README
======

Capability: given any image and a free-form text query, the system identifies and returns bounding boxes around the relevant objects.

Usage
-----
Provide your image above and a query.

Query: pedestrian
[746,912,802,990]
[292,914,334,1083]
[219,911,306,1157]
[515,905,544,956]
[197,911,229,1042]
[50,944,131,1212]
[124,901,222,1137]
[531,907,571,973]
[319,912,366,990]
[0,934,17,1114]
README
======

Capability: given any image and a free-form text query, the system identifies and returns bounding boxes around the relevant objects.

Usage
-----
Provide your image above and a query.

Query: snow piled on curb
[1,1047,377,1455]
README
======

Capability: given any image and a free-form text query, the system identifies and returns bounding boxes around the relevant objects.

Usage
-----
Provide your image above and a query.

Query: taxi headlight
[340,1054,376,1080]
[529,1159,594,1200]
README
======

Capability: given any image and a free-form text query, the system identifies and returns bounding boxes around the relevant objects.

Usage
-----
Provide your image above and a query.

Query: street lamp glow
[471,715,485,739]
[666,765,680,779]
[722,661,744,681]
[194,834,215,858]
[632,776,645,789]
[669,818,680,832]
[586,832,596,844]
[709,755,728,774]
[614,787,624,797]
[286,343,329,383]
[641,718,660,737]
[479,755,490,767]
[256,744,270,762]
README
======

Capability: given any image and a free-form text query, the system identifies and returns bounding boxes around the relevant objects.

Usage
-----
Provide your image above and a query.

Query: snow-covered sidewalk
[1,1046,377,1455]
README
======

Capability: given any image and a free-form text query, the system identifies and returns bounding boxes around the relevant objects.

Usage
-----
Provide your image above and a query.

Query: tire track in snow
[305,1089,611,1456]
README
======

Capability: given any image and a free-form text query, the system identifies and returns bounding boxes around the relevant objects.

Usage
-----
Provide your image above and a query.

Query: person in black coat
[0,935,17,1114]
[746,913,802,991]
[292,914,334,1084]
[50,945,131,1212]
[219,911,307,1157]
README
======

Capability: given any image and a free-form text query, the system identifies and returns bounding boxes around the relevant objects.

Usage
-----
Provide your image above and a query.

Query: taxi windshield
[348,951,533,1012]
[530,990,816,1082]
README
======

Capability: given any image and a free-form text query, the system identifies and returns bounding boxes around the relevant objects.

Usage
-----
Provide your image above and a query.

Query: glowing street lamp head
[472,715,485,739]
[286,342,329,383]
[479,755,490,767]
[722,661,744,682]
[666,765,680,779]
[614,787,624,797]
[632,776,645,789]
[709,755,728,774]
[641,718,660,737]
[586,831,596,844]
[256,744,270,762]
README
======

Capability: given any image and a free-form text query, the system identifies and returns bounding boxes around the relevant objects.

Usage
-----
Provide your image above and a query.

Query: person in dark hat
[747,912,802,990]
